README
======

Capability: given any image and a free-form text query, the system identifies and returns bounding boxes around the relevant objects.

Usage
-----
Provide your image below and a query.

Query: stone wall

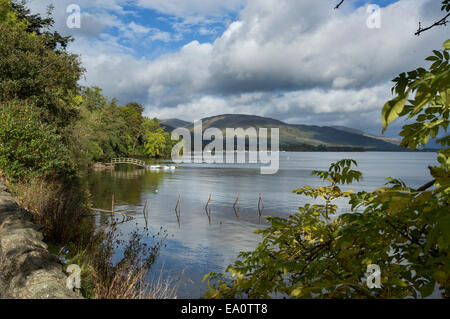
[0,182,81,299]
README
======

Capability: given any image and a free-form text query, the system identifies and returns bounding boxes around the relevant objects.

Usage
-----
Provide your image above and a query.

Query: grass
[11,177,94,245]
[9,177,178,299]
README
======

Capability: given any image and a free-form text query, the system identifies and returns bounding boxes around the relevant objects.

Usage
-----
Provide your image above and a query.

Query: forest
[0,0,173,183]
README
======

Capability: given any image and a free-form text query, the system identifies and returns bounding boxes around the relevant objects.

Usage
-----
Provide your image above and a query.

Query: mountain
[169,114,400,151]
[331,126,401,145]
[160,118,191,128]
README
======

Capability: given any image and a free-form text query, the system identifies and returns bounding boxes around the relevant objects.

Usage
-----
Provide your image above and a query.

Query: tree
[145,130,169,158]
[143,118,172,158]
[0,3,83,128]
[0,1,81,180]
[10,0,72,50]
[120,103,144,153]
[382,40,450,150]
[80,86,108,111]
[67,88,152,164]
[0,101,75,181]
[204,40,449,299]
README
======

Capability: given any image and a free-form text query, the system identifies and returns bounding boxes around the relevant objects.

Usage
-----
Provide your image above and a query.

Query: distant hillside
[332,125,401,146]
[160,123,175,133]
[160,118,191,128]
[174,114,400,151]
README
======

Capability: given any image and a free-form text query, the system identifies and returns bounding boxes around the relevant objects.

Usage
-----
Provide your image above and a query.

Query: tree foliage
[143,118,174,158]
[68,88,171,165]
[204,41,450,299]
[0,101,75,181]
[382,40,450,149]
[0,2,83,128]
[10,0,73,50]
[0,1,81,180]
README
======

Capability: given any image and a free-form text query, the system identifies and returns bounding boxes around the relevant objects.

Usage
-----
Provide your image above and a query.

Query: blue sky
[28,0,448,136]
[99,6,231,59]
[61,0,401,60]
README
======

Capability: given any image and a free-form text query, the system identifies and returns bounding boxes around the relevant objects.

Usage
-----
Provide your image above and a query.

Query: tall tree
[0,0,83,128]
[10,0,72,50]
[120,102,144,153]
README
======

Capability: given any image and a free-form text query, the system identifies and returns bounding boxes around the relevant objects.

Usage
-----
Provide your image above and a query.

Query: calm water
[86,152,437,298]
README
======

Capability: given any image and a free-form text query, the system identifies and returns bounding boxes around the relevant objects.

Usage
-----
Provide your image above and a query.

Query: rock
[0,182,82,299]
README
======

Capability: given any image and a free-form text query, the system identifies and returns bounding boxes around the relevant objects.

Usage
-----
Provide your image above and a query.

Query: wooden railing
[111,158,147,168]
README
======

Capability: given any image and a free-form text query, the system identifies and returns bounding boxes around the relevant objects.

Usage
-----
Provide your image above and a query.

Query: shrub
[0,101,76,181]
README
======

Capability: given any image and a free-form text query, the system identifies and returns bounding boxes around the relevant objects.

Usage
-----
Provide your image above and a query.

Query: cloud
[27,0,450,136]
[145,84,393,134]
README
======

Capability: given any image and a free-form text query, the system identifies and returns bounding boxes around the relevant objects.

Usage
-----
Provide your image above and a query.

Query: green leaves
[382,39,449,149]
[0,101,76,180]
[0,21,83,128]
[143,118,174,158]
[444,39,450,50]
[204,160,365,298]
[312,159,362,185]
[382,95,408,132]
[204,40,450,297]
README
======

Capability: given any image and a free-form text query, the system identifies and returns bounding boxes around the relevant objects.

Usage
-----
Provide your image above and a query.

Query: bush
[0,101,76,181]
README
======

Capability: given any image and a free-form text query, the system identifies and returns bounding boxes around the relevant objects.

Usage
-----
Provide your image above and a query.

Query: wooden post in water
[112,194,115,216]
[205,194,212,224]
[175,194,181,227]
[143,197,149,229]
[233,194,240,220]
[258,193,264,223]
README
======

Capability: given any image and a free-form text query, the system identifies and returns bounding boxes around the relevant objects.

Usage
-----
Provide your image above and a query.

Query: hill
[200,114,399,150]
[160,114,401,151]
[331,125,401,145]
[159,118,190,128]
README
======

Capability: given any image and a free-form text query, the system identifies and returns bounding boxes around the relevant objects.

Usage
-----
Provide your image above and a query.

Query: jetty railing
[111,158,147,168]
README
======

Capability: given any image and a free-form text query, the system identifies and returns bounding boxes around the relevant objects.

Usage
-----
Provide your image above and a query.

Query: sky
[26,0,448,136]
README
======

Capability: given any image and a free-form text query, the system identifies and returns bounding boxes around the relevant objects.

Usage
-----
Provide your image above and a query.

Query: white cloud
[26,0,450,136]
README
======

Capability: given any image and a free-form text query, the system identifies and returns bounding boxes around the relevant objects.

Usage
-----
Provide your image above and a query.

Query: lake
[86,151,437,298]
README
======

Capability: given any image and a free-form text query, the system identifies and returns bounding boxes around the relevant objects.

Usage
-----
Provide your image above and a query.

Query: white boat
[148,165,176,171]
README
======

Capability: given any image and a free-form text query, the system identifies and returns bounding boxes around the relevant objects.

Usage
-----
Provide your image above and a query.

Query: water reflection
[86,152,437,298]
